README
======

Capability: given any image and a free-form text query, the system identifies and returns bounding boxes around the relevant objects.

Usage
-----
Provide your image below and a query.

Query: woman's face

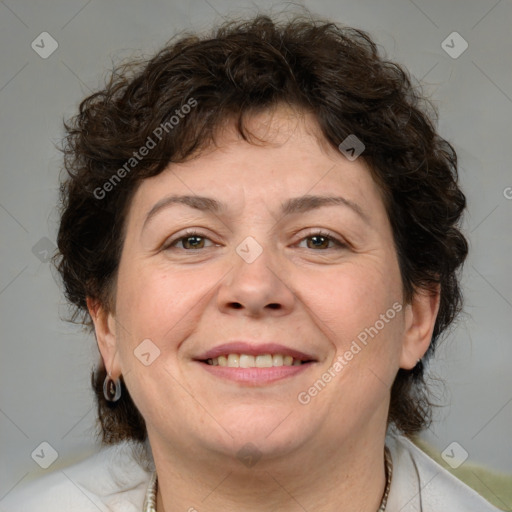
[94,107,432,463]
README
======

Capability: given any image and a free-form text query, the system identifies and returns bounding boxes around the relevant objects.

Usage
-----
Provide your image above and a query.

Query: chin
[205,407,313,453]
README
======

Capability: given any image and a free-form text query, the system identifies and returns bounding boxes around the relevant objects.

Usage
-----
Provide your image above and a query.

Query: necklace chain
[143,446,393,512]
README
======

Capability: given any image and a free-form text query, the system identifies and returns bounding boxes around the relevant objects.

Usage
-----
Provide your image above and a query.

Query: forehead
[126,106,385,224]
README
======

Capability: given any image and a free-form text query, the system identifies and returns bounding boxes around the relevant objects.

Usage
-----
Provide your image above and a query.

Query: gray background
[1,0,511,504]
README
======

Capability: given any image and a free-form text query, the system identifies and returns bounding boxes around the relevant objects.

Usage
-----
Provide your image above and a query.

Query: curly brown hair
[55,12,468,445]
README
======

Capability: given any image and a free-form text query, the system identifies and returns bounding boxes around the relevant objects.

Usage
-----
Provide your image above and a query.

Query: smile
[204,353,311,367]
[197,357,315,385]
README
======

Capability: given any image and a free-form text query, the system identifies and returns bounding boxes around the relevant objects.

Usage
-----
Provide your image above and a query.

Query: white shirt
[1,435,500,511]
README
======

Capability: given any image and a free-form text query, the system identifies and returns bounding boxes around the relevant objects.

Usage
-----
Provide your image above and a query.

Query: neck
[152,428,388,512]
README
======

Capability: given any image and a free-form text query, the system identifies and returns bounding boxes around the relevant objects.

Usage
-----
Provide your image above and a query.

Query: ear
[87,297,121,378]
[400,284,441,370]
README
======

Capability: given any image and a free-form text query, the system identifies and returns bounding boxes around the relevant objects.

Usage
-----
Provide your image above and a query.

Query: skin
[88,105,440,512]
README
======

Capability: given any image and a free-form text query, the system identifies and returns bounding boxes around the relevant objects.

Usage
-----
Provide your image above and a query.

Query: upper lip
[195,342,317,362]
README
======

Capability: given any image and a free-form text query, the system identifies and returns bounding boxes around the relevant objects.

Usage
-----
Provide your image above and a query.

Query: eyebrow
[142,193,370,229]
[281,195,370,224]
[143,195,224,230]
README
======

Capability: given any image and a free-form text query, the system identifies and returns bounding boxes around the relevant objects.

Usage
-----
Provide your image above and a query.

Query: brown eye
[180,235,206,249]
[307,235,331,249]
[165,231,215,250]
[297,231,345,250]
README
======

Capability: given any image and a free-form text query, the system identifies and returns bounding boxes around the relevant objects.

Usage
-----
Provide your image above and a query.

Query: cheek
[114,262,213,350]
[299,260,403,342]
[112,266,213,411]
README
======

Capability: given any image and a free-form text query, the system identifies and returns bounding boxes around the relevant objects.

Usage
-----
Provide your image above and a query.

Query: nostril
[227,302,281,310]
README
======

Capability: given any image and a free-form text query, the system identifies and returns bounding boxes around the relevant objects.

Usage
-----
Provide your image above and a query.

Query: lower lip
[196,361,314,385]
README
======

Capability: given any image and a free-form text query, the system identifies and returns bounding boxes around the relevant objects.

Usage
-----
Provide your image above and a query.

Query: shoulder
[0,442,152,512]
[386,434,501,512]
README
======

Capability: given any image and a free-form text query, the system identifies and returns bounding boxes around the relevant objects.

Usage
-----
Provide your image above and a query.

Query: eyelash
[299,230,347,250]
[164,229,347,251]
[164,229,216,250]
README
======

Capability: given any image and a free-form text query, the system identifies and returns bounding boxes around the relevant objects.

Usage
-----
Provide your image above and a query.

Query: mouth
[200,353,314,367]
[193,342,317,385]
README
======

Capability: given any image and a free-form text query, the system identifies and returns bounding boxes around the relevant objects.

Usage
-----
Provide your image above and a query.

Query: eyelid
[162,227,348,251]
[163,228,217,249]
[295,229,348,248]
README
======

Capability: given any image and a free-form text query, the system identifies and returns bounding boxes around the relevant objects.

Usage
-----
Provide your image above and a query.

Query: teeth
[255,354,273,367]
[206,354,307,368]
[272,354,284,366]
[239,354,255,368]
[227,354,239,367]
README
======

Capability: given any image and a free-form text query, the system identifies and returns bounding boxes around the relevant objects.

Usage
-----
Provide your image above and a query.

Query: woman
[3,12,500,512]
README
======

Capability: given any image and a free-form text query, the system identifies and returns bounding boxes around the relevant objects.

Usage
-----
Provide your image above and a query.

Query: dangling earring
[103,372,122,402]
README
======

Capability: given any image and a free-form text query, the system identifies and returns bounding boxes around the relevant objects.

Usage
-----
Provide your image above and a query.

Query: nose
[217,243,296,318]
